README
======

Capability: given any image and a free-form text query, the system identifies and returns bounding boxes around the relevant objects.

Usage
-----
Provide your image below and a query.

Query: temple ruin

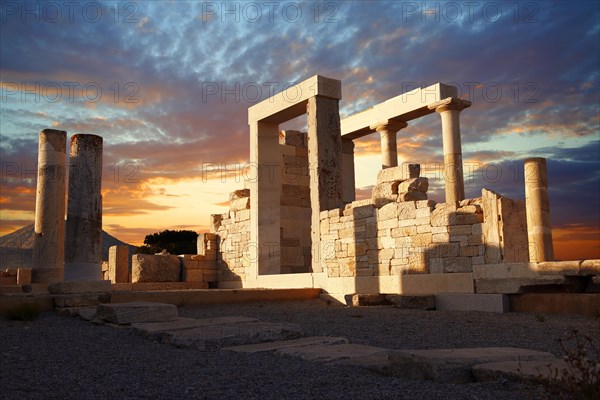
[203,75,579,303]
[1,75,598,312]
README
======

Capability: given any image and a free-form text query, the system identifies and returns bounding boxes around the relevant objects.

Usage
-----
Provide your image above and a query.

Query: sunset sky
[1,1,599,260]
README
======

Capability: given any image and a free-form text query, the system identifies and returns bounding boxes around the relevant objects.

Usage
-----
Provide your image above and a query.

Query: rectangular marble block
[96,302,178,324]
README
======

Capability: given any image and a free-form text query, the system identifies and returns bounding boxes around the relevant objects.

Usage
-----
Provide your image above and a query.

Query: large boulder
[132,254,181,283]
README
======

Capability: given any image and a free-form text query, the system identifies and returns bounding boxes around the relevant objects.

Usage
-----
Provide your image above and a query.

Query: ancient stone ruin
[1,75,598,312]
[203,75,597,304]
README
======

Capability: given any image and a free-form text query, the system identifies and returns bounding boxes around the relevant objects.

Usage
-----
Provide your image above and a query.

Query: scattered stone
[345,294,390,307]
[223,336,349,353]
[132,316,259,338]
[77,307,98,321]
[53,293,110,308]
[387,347,556,383]
[376,166,404,185]
[397,191,427,202]
[167,322,303,351]
[96,302,178,324]
[55,307,82,317]
[386,295,435,310]
[276,343,389,366]
[331,350,392,374]
[472,359,570,384]
[398,177,429,193]
[55,306,97,320]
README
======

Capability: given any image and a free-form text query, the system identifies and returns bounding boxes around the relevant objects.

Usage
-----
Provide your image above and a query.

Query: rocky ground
[1,299,598,400]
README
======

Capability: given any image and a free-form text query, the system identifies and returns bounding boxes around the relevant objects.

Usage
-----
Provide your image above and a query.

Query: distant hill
[0,224,137,269]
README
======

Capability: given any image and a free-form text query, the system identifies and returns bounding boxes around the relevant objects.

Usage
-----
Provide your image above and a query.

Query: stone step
[345,294,390,307]
[48,280,111,294]
[472,360,570,384]
[53,293,111,308]
[222,336,349,353]
[386,295,435,310]
[55,307,83,317]
[55,306,97,320]
[387,347,557,383]
[275,343,391,373]
[166,321,303,351]
[77,307,98,321]
[132,316,259,339]
[96,302,178,324]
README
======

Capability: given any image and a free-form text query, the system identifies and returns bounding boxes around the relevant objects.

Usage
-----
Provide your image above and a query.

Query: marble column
[429,98,471,204]
[370,120,408,169]
[64,134,103,281]
[32,129,67,283]
[524,157,554,262]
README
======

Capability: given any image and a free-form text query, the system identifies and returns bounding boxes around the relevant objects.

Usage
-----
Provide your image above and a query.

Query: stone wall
[211,190,251,284]
[127,233,217,288]
[207,145,528,286]
[319,186,528,279]
[278,131,311,273]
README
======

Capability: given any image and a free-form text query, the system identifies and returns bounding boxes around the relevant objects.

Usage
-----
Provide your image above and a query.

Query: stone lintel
[248,75,341,124]
[341,83,457,139]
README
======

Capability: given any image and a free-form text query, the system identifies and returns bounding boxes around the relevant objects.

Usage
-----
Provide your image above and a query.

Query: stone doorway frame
[247,75,343,285]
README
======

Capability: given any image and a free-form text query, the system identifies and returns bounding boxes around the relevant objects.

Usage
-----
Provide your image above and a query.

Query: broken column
[429,98,471,204]
[32,129,67,283]
[64,134,103,281]
[524,157,554,262]
[341,138,356,203]
[370,120,408,169]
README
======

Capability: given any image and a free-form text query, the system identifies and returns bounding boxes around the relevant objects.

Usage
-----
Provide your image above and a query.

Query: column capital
[428,97,472,113]
[369,119,408,134]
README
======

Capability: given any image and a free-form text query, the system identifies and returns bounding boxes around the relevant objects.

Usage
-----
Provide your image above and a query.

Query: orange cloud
[553,224,600,261]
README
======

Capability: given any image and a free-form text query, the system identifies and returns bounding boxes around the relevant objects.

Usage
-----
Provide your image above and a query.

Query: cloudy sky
[1,0,598,260]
